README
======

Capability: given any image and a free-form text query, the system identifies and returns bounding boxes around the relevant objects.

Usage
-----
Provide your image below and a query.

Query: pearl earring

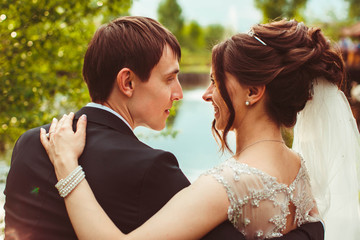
[245,101,250,106]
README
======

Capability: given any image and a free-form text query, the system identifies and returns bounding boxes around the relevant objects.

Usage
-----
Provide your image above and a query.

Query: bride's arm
[40,113,229,240]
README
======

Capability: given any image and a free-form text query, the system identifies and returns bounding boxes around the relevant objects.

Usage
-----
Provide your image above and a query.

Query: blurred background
[1,0,360,234]
[2,0,360,162]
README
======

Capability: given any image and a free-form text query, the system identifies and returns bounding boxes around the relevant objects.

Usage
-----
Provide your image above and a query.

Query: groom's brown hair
[83,16,181,103]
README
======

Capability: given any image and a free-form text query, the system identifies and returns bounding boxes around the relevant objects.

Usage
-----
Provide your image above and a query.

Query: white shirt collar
[86,102,133,131]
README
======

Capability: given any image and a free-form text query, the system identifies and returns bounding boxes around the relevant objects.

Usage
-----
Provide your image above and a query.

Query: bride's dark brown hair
[212,19,345,153]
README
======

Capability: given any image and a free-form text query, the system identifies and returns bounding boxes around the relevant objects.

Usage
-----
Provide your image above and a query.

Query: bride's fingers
[65,112,75,126]
[40,117,58,155]
[60,112,75,132]
[40,128,50,150]
[55,114,68,133]
[48,117,58,137]
[75,114,87,139]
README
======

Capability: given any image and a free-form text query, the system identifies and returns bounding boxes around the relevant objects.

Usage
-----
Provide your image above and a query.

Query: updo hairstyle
[212,19,345,153]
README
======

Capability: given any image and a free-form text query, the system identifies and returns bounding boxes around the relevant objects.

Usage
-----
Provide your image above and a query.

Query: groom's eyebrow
[164,68,180,76]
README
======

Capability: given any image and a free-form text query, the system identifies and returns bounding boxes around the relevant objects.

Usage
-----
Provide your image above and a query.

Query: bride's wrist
[55,165,85,198]
[54,157,80,180]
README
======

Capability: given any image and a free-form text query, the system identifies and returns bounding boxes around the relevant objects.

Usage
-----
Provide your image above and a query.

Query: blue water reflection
[135,88,235,182]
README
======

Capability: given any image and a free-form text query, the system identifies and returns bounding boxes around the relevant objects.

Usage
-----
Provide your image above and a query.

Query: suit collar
[75,107,137,139]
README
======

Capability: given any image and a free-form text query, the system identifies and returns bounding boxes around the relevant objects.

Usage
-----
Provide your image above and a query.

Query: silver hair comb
[248,30,267,46]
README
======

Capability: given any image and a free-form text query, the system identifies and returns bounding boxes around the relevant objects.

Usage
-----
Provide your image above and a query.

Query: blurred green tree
[182,20,204,50]
[157,0,184,42]
[254,0,308,22]
[179,23,226,73]
[0,0,131,153]
[204,24,226,49]
[346,0,360,19]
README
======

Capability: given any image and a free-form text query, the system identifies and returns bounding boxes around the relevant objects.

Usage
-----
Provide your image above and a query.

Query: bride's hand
[40,112,87,180]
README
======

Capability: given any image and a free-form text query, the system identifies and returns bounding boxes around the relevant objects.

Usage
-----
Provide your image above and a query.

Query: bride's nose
[202,84,214,102]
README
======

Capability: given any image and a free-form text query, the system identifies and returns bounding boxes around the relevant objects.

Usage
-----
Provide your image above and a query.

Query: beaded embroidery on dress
[203,157,318,240]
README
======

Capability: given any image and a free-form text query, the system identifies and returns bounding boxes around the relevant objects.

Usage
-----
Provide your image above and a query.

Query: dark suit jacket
[4,107,324,240]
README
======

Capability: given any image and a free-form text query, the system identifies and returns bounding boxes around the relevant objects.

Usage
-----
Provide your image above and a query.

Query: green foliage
[157,0,184,41]
[346,0,360,20]
[181,22,226,51]
[254,0,307,22]
[281,127,293,148]
[313,20,354,42]
[0,0,131,152]
[305,9,356,42]
[180,48,211,73]
[157,0,226,74]
[182,20,205,50]
[157,0,226,57]
[204,24,226,49]
[180,23,226,73]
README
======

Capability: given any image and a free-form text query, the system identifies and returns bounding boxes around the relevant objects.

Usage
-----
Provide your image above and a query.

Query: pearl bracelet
[55,165,85,198]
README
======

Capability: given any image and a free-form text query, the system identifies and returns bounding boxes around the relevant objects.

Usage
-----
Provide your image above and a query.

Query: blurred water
[135,87,235,182]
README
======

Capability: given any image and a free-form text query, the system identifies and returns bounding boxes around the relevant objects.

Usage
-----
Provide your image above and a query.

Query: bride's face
[202,72,229,131]
[202,70,249,131]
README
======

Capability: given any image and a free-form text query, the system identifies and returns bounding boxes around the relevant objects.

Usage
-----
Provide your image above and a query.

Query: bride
[40,19,360,239]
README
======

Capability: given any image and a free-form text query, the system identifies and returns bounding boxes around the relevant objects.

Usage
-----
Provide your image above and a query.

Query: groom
[4,16,324,240]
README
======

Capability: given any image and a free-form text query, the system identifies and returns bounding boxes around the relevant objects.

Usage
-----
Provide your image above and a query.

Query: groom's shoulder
[83,126,179,167]
[86,135,176,165]
[86,124,171,155]
[13,123,51,149]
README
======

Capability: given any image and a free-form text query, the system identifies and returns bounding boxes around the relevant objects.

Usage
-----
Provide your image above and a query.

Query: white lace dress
[203,157,318,239]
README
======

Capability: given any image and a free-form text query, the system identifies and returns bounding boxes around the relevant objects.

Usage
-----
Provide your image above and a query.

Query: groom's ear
[116,68,134,97]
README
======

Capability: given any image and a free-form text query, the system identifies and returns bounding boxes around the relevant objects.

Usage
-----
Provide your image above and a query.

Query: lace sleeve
[202,158,319,239]
[203,165,241,226]
[202,159,283,238]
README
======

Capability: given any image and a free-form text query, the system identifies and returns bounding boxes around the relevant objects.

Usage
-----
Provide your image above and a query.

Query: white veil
[293,77,360,240]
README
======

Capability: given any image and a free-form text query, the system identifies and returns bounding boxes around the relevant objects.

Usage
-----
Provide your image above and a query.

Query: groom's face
[130,44,183,130]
